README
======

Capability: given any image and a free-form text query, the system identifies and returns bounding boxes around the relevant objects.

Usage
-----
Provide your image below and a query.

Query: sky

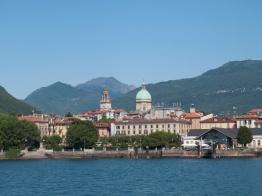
[1,0,262,99]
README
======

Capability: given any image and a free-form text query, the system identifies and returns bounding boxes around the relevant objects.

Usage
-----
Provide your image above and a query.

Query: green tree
[43,135,63,151]
[0,129,5,152]
[143,131,181,149]
[0,114,40,151]
[237,126,253,147]
[66,120,98,149]
[101,132,181,150]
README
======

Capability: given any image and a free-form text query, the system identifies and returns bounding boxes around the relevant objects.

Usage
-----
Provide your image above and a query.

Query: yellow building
[200,116,236,129]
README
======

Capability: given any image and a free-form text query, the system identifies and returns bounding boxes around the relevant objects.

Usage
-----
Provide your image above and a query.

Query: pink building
[94,122,111,137]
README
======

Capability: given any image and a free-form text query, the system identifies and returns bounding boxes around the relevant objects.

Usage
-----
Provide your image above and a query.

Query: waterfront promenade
[1,149,262,160]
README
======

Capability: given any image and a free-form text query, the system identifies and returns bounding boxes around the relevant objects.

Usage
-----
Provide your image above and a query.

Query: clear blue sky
[1,0,262,99]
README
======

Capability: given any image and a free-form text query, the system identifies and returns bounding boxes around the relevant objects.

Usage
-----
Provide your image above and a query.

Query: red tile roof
[201,116,236,123]
[183,112,202,119]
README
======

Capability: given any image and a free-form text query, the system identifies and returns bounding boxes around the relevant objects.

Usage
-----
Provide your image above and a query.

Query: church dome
[136,84,151,101]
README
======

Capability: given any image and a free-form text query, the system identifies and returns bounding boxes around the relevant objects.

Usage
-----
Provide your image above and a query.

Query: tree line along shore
[0,114,256,159]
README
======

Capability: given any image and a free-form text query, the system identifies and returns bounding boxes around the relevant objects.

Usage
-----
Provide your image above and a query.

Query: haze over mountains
[1,60,262,115]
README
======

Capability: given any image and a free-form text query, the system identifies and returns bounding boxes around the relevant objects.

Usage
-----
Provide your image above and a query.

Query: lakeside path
[2,149,262,160]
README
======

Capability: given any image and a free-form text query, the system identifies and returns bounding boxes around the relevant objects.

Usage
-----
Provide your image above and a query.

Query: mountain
[0,86,35,114]
[76,77,135,97]
[25,77,135,114]
[113,60,262,114]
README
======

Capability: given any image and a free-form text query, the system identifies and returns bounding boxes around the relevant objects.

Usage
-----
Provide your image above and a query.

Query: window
[156,125,159,128]
[258,140,261,146]
[144,130,148,135]
[133,131,135,135]
[139,125,142,129]
[168,124,170,128]
[151,125,153,128]
[145,125,147,128]
[122,125,125,129]
[128,131,130,135]
[116,126,120,129]
[139,130,141,134]
[133,125,136,129]
[128,126,130,129]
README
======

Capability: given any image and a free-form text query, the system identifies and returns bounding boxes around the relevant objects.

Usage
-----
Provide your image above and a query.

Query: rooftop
[114,118,191,125]
[201,116,236,123]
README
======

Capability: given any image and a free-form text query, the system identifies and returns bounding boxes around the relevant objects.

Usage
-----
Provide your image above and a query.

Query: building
[94,122,111,137]
[111,118,191,137]
[235,109,262,128]
[100,88,112,111]
[236,115,257,128]
[247,108,262,116]
[136,84,152,113]
[48,117,74,139]
[19,114,75,140]
[200,116,236,129]
[145,105,184,119]
[181,104,204,129]
[248,129,262,148]
[77,109,125,121]
[183,128,262,149]
[19,114,49,138]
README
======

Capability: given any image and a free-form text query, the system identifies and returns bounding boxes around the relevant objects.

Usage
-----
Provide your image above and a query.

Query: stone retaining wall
[1,150,262,160]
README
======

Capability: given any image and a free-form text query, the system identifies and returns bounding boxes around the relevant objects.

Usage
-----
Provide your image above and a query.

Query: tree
[143,131,181,149]
[43,135,62,151]
[0,114,40,151]
[66,120,98,149]
[237,126,253,147]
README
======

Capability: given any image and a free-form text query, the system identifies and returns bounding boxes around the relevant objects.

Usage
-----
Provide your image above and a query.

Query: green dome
[136,85,151,100]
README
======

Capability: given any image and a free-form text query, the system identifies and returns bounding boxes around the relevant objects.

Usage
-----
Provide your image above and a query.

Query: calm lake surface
[0,158,261,196]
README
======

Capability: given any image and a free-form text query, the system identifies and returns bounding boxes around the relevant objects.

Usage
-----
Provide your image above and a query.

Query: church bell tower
[100,88,112,111]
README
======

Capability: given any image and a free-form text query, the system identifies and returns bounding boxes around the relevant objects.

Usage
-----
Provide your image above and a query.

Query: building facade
[184,128,262,149]
[136,84,152,113]
[100,88,112,111]
[19,114,49,138]
[200,116,236,129]
[111,118,191,137]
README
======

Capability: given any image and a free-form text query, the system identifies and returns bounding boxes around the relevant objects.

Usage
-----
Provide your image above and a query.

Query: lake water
[0,158,261,196]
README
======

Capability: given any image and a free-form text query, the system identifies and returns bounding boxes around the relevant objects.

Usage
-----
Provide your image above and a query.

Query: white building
[136,84,152,113]
[247,129,262,149]
[236,115,257,128]
[111,118,191,137]
[100,88,112,111]
[145,105,184,119]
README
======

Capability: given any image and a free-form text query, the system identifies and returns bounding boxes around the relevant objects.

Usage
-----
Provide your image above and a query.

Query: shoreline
[1,149,262,160]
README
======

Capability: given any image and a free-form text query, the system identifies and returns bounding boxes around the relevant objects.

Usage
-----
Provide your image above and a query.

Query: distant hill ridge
[24,60,262,115]
[25,77,135,114]
[0,86,35,114]
[113,60,262,114]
